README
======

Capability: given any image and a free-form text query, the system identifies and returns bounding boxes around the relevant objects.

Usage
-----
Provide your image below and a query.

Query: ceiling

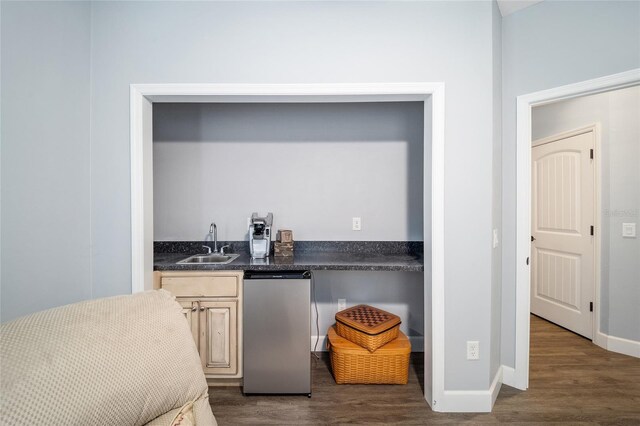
[497,0,544,17]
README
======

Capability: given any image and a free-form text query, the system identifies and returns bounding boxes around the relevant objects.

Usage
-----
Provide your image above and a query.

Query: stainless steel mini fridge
[243,271,311,396]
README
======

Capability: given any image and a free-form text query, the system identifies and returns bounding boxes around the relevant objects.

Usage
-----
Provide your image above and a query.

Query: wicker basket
[327,325,410,384]
[335,305,401,352]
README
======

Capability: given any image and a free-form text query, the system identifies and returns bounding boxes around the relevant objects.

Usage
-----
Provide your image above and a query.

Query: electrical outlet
[467,341,480,360]
[622,223,636,238]
[352,217,361,231]
[337,298,347,312]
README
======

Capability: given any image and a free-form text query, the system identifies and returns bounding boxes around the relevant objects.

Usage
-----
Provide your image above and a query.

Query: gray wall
[312,271,425,349]
[501,0,640,366]
[3,1,498,392]
[90,1,497,391]
[1,1,92,321]
[490,0,503,379]
[532,86,640,342]
[153,102,424,241]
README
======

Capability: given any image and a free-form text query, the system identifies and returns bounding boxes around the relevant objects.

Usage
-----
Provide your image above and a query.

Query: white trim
[130,87,154,293]
[490,366,503,408]
[531,124,596,147]
[129,82,446,409]
[514,69,640,391]
[592,124,604,349]
[501,365,516,388]
[130,86,147,293]
[430,84,446,412]
[438,367,503,412]
[130,82,438,103]
[596,332,640,358]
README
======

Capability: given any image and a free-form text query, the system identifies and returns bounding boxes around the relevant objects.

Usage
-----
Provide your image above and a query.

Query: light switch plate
[622,223,636,238]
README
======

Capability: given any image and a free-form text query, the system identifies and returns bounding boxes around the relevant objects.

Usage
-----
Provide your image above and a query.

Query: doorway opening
[514,69,640,390]
[129,83,447,409]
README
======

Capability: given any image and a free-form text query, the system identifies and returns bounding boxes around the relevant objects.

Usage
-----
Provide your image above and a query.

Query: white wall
[1,1,92,322]
[153,102,424,241]
[501,0,640,366]
[532,85,640,342]
[3,0,498,394]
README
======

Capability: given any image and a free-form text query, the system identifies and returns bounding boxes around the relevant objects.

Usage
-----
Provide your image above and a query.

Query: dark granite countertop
[154,241,424,272]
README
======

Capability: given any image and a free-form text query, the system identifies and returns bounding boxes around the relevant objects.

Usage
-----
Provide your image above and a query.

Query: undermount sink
[177,253,239,265]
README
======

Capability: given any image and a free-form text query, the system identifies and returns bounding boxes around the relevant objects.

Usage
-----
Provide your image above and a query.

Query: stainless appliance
[243,271,311,396]
[249,212,273,259]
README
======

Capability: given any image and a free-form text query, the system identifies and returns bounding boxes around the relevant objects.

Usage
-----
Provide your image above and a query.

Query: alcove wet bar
[133,83,442,408]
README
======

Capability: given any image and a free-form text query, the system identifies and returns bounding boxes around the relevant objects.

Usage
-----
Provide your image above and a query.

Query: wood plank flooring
[208,315,640,424]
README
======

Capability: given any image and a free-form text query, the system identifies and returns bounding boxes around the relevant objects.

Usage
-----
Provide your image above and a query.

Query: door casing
[513,68,639,391]
[130,82,447,409]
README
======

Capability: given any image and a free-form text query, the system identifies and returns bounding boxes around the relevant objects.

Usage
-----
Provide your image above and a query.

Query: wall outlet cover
[622,223,636,238]
[352,217,362,231]
[467,341,480,360]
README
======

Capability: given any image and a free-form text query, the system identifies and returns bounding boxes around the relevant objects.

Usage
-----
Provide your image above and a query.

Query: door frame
[129,82,446,409]
[512,69,640,390]
[531,124,600,340]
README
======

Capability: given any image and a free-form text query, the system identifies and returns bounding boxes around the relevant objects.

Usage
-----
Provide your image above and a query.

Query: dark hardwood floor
[209,315,640,424]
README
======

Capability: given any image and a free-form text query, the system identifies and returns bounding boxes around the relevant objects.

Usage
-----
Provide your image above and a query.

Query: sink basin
[177,253,239,265]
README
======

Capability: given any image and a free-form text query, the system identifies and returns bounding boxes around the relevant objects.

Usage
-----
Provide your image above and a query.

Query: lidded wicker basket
[327,325,410,384]
[335,304,401,352]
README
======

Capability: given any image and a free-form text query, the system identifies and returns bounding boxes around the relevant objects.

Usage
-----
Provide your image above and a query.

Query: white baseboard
[595,331,640,358]
[311,335,424,352]
[501,365,516,388]
[311,335,329,352]
[437,366,503,412]
[489,366,503,408]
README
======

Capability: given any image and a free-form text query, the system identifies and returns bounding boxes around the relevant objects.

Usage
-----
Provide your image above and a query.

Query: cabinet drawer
[162,275,238,297]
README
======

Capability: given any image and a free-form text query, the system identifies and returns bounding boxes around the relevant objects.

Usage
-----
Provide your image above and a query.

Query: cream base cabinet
[159,271,243,381]
[177,299,199,342]
[199,300,237,375]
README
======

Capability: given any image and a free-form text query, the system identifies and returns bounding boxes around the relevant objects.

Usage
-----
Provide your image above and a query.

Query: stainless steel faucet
[209,222,218,253]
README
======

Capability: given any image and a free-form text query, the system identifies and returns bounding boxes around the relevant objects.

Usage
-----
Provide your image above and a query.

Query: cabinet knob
[191,306,197,312]
[200,306,205,311]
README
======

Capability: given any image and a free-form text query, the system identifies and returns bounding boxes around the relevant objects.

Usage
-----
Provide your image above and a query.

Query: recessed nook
[130,83,445,408]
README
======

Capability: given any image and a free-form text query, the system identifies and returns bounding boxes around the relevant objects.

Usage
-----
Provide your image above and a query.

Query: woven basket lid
[335,304,401,335]
[327,326,410,354]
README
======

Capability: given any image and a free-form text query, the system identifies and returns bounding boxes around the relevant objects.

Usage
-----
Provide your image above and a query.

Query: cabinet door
[177,299,199,346]
[199,300,237,375]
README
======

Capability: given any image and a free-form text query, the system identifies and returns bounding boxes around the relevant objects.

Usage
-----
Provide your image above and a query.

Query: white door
[531,130,595,339]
